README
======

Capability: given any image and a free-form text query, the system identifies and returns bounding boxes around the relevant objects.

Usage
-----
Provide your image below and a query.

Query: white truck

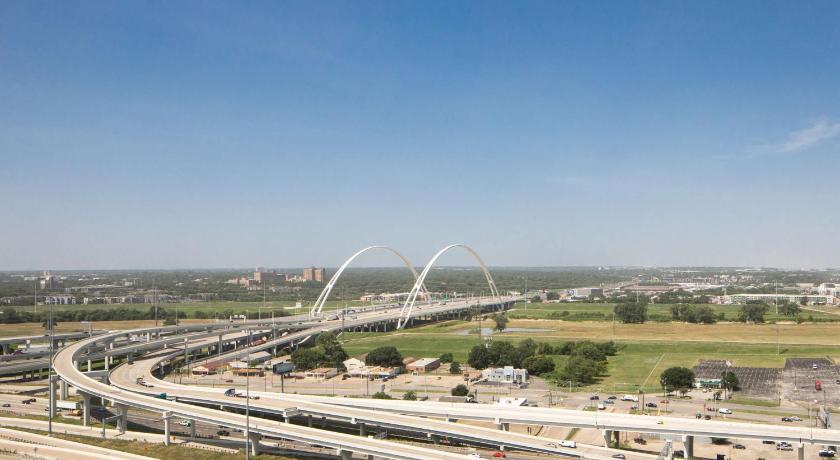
[620,395,639,402]
[56,400,80,411]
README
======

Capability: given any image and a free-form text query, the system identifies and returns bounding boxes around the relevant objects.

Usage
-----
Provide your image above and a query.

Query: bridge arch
[396,244,500,329]
[309,246,428,317]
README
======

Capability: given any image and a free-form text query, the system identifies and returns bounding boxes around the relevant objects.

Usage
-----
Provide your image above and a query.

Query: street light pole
[48,293,54,436]
[245,328,252,460]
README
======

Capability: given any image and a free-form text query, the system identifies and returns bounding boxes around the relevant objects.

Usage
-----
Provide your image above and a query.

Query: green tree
[366,346,403,367]
[546,291,560,301]
[439,352,454,364]
[402,390,417,401]
[449,361,462,374]
[778,302,801,316]
[722,371,740,392]
[660,367,695,394]
[493,313,509,332]
[693,305,717,324]
[290,348,327,371]
[738,303,767,323]
[517,338,538,357]
[467,345,491,369]
[556,356,605,384]
[613,302,647,324]
[521,355,555,376]
[316,332,348,368]
[451,384,470,396]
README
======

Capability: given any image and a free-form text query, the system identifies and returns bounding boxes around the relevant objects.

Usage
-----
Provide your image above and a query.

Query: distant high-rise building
[39,271,62,290]
[303,267,325,282]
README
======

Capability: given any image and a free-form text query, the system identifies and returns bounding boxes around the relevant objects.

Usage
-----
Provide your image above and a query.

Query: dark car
[646,402,658,408]
[607,395,618,400]
[762,440,775,445]
[612,455,626,459]
[674,450,685,458]
[590,395,600,400]
[733,444,746,450]
[781,417,793,422]
[217,430,230,436]
[818,450,836,458]
[704,415,712,420]
[1,403,10,408]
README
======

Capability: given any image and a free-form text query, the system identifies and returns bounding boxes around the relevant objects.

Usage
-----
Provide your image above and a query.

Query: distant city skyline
[2,2,839,270]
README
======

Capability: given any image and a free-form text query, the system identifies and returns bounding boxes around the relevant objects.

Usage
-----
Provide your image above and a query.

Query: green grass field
[507,302,840,322]
[340,319,840,393]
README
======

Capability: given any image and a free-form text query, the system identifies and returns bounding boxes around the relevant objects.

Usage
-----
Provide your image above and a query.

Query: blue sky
[2,1,839,269]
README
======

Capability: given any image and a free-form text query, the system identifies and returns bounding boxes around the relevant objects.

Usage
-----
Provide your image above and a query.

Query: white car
[559,440,577,448]
[597,403,606,410]
[466,454,482,459]
[718,408,732,415]
[178,419,191,426]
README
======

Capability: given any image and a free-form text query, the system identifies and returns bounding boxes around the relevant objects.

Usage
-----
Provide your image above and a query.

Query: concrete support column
[163,414,171,446]
[247,433,261,456]
[87,360,92,372]
[430,434,440,445]
[497,422,510,431]
[81,392,91,427]
[307,414,313,427]
[321,416,327,428]
[602,429,613,448]
[359,422,366,437]
[797,443,804,460]
[340,450,352,460]
[683,435,694,459]
[59,379,68,399]
[614,430,621,447]
[116,403,128,433]
[190,420,196,438]
[104,356,109,371]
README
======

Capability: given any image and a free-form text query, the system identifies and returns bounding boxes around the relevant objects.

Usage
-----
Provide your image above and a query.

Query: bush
[371,391,392,399]
[449,362,462,374]
[451,384,470,396]
[403,390,417,401]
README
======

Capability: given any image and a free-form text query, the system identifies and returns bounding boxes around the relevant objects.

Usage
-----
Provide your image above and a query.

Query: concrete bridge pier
[358,422,366,437]
[797,443,804,460]
[190,420,196,438]
[683,435,694,459]
[59,379,68,399]
[602,429,613,448]
[80,392,92,427]
[307,414,313,427]
[115,403,128,433]
[247,432,261,456]
[339,450,352,460]
[163,413,171,446]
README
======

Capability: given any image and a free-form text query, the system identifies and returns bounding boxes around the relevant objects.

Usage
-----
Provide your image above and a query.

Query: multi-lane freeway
[3,289,834,460]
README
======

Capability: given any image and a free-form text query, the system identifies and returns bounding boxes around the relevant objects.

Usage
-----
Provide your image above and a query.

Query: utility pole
[34,277,37,314]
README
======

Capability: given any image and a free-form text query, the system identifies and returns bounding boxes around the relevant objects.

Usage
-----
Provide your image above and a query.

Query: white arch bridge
[309,244,510,329]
